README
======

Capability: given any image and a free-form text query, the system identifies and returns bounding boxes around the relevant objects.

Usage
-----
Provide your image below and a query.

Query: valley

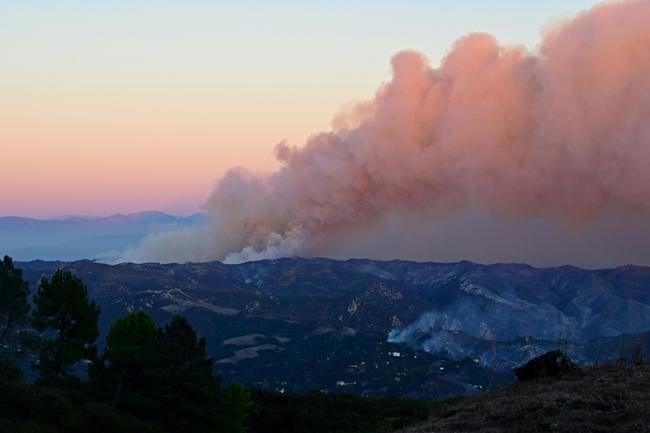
[17,258,650,399]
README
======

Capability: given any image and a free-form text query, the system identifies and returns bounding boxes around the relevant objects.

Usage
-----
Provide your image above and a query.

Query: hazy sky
[2,0,601,218]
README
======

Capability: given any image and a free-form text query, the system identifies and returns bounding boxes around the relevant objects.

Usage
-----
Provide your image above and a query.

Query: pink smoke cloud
[129,0,650,265]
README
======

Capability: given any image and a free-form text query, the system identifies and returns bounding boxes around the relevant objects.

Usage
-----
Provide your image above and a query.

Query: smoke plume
[129,0,650,265]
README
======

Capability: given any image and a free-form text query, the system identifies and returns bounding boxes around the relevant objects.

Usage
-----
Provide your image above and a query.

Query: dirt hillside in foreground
[399,365,650,433]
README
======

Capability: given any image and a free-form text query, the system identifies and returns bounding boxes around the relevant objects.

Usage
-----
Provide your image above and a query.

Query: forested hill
[17,258,650,399]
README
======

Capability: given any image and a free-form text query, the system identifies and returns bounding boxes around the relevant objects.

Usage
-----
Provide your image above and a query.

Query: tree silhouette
[0,256,31,380]
[94,313,251,433]
[143,315,224,433]
[32,270,100,381]
[90,311,159,410]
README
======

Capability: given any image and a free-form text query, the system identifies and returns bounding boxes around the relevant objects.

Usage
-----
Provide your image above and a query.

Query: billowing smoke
[128,0,650,266]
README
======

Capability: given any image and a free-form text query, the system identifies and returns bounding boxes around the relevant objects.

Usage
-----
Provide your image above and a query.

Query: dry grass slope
[399,365,650,433]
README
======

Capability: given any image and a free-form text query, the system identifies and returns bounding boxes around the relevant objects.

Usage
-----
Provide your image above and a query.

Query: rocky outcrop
[515,350,580,382]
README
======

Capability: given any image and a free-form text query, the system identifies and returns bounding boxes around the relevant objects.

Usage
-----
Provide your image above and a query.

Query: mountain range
[1,212,202,262]
[15,258,650,400]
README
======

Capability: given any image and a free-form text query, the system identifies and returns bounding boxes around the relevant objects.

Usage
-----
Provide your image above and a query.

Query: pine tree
[32,270,100,381]
[0,256,31,380]
[145,315,223,433]
[218,383,253,433]
[90,311,159,410]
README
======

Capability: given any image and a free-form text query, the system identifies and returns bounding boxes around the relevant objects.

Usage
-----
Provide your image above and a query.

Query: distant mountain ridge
[15,257,650,398]
[1,212,203,262]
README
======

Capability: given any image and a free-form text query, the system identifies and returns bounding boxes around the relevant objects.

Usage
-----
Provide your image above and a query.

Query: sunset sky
[2,0,600,218]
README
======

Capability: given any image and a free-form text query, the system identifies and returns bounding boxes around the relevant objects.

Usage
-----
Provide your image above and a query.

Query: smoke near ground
[125,0,650,266]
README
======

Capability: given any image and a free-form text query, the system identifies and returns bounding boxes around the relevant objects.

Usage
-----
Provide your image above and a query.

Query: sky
[1,0,602,218]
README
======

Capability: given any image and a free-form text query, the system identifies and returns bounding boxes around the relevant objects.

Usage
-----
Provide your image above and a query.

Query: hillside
[399,364,650,433]
[16,258,650,398]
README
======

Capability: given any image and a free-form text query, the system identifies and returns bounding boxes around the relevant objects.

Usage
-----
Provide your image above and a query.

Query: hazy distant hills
[0,211,203,261]
[16,258,650,399]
